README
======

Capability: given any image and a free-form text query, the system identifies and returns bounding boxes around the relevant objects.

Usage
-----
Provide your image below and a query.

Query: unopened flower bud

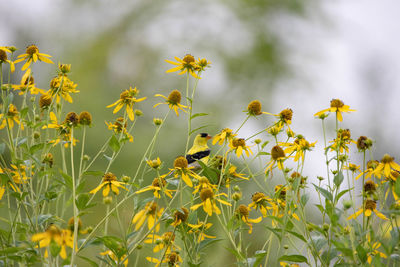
[33,131,40,139]
[122,175,130,183]
[232,192,242,201]
[135,109,143,116]
[153,118,163,126]
[233,185,241,192]
[343,200,352,210]
[83,155,90,161]
[254,138,262,144]
[103,196,113,205]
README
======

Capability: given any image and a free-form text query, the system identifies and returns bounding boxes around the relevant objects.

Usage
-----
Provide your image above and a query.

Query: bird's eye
[200,133,208,138]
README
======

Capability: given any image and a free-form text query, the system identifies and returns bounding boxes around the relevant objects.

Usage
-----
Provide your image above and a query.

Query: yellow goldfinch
[186,133,212,165]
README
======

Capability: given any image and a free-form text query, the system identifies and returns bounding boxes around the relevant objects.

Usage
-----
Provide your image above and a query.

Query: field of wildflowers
[0,45,399,266]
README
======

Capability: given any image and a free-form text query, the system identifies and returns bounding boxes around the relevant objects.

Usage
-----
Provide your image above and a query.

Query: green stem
[70,128,79,267]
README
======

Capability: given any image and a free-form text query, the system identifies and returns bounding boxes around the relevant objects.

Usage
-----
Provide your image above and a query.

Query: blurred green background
[2,0,400,265]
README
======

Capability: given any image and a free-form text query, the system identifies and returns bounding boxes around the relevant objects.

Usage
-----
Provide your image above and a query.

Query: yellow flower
[10,164,31,185]
[366,236,387,264]
[374,154,400,179]
[132,201,164,231]
[147,157,162,169]
[14,45,53,71]
[42,112,77,148]
[270,185,300,226]
[265,145,286,174]
[246,100,267,116]
[164,156,200,187]
[100,250,128,267]
[187,220,215,243]
[212,128,237,145]
[344,163,361,173]
[0,47,15,72]
[236,205,262,234]
[47,75,79,103]
[347,199,387,220]
[329,128,355,153]
[154,90,188,116]
[228,138,253,158]
[355,160,379,180]
[265,108,293,127]
[314,99,355,122]
[192,176,216,195]
[12,69,45,95]
[135,177,174,198]
[280,135,316,162]
[89,172,127,197]
[171,207,189,227]
[195,58,211,72]
[165,54,199,78]
[146,251,182,267]
[280,263,300,267]
[248,192,272,217]
[0,104,24,130]
[190,188,231,216]
[144,231,180,252]
[107,87,146,121]
[31,225,73,259]
[105,117,134,143]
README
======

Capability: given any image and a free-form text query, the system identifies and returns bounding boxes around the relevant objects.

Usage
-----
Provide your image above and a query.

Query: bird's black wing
[186,149,210,164]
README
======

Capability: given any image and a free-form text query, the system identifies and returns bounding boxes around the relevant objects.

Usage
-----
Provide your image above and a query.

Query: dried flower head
[364,181,376,194]
[168,90,181,105]
[279,108,293,123]
[247,100,264,116]
[39,94,52,109]
[357,136,372,150]
[173,156,188,169]
[200,188,214,201]
[78,111,92,126]
[65,112,79,127]
[271,145,285,160]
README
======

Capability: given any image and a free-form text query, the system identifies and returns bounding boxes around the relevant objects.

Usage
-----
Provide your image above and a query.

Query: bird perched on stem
[186,133,212,167]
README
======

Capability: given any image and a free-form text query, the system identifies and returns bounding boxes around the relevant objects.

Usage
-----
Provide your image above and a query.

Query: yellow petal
[102,185,110,196]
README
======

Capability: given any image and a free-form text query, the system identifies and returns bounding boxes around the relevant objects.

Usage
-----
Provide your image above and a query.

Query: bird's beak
[206,135,212,140]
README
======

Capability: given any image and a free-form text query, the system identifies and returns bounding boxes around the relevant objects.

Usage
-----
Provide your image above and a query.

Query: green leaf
[60,170,73,191]
[395,178,400,198]
[36,214,55,226]
[78,256,99,267]
[278,254,308,263]
[29,143,45,154]
[20,107,29,118]
[336,189,351,201]
[224,246,245,260]
[108,135,120,152]
[96,236,126,258]
[356,244,367,263]
[76,193,90,210]
[199,238,223,251]
[190,125,209,135]
[313,184,333,201]
[17,137,27,147]
[49,240,61,257]
[301,193,310,206]
[198,161,220,184]
[256,151,270,156]
[261,141,269,149]
[191,113,208,119]
[334,172,344,188]
[0,143,5,155]
[264,226,282,241]
[251,250,267,267]
[82,171,104,177]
